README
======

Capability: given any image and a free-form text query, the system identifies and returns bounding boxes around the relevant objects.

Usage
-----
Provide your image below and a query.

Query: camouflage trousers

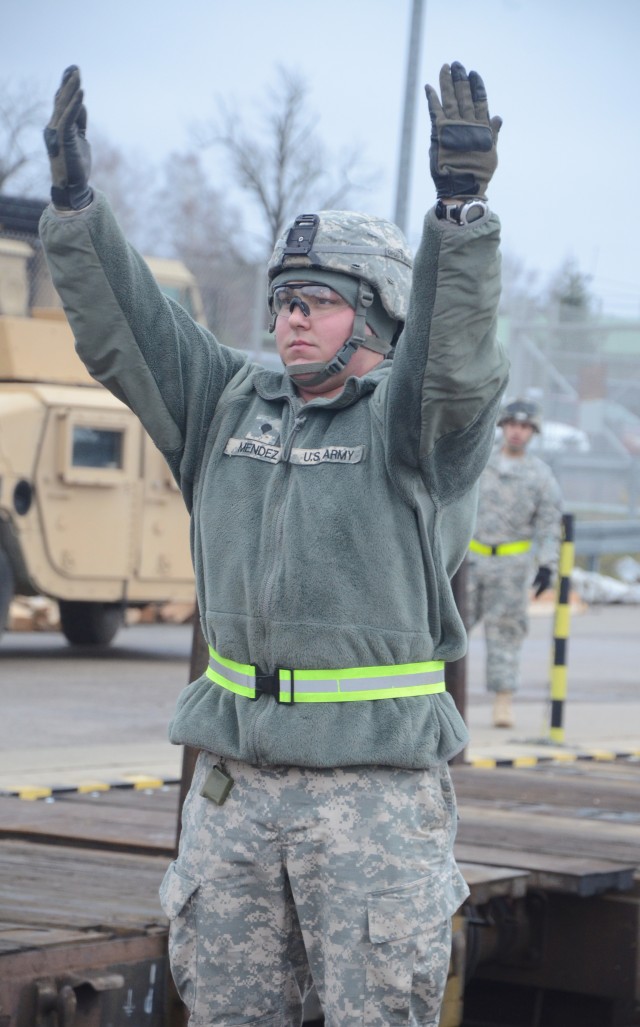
[466,554,531,693]
[160,751,469,1027]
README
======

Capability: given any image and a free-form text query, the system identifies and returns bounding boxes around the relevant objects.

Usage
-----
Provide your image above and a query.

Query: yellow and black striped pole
[549,513,575,743]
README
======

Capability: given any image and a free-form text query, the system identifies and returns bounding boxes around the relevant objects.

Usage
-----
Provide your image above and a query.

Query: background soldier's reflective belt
[206,646,446,705]
[469,538,532,557]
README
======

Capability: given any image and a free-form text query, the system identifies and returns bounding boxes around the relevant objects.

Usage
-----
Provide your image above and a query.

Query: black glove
[532,566,552,597]
[44,65,93,211]
[425,61,502,199]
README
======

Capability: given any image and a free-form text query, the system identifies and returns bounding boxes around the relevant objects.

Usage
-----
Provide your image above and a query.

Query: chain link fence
[503,317,640,532]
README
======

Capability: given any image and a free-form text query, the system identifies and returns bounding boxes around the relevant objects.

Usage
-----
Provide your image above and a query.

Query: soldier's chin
[287,361,318,379]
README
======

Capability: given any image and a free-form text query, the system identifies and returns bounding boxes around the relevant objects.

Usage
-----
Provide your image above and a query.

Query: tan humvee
[0,230,198,646]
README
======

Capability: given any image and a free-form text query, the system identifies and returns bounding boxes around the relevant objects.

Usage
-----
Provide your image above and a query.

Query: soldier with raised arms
[40,60,508,1027]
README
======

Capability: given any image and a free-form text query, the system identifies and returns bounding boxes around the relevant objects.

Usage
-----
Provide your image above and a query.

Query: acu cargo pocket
[365,869,458,1027]
[159,861,199,1013]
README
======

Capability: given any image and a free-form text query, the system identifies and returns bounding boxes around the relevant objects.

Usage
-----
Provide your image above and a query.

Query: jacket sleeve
[39,191,248,505]
[384,207,509,506]
[533,464,564,571]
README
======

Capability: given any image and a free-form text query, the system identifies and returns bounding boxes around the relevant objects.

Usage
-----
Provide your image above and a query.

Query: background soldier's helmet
[498,398,542,433]
[267,210,413,350]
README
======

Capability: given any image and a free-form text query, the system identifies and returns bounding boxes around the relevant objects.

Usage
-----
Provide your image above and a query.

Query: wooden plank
[456,803,640,866]
[456,862,530,905]
[452,763,640,814]
[0,924,106,953]
[457,760,640,784]
[0,796,175,855]
[455,842,636,897]
[458,796,640,827]
[57,787,181,813]
[542,760,640,781]
[0,841,168,937]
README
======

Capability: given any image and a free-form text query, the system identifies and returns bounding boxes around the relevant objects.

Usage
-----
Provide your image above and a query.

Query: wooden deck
[0,758,638,1025]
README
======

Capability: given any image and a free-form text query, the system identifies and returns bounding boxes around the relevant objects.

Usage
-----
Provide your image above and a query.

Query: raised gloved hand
[425,61,502,199]
[532,565,552,597]
[44,65,93,211]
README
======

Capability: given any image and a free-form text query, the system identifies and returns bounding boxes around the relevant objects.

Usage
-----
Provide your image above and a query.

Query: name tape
[225,439,364,466]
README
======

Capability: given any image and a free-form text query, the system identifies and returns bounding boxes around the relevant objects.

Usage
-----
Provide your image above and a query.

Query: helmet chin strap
[285,280,374,388]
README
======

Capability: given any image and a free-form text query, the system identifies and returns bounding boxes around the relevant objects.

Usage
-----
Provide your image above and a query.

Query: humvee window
[71,426,123,469]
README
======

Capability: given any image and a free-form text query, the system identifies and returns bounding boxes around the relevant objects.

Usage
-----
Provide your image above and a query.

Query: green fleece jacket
[40,191,508,769]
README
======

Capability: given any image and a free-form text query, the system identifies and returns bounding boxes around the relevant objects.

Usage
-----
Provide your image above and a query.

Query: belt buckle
[254,668,294,704]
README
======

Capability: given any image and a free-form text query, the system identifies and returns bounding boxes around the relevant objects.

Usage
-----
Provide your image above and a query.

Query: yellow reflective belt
[469,538,532,557]
[206,646,445,704]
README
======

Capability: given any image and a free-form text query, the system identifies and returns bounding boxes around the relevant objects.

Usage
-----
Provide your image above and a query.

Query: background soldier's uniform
[467,448,562,694]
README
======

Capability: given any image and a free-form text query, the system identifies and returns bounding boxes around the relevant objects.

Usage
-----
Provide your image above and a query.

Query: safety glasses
[272,284,350,319]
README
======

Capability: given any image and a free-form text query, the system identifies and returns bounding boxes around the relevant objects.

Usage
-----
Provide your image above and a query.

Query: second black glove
[532,566,552,597]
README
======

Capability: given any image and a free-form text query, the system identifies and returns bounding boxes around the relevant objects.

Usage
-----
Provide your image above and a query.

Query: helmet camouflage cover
[498,398,542,433]
[267,210,413,328]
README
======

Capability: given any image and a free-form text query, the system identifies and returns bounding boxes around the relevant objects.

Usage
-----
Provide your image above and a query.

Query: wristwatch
[435,198,488,225]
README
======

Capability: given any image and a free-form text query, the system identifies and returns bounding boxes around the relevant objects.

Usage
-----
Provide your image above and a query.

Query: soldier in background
[467,399,563,727]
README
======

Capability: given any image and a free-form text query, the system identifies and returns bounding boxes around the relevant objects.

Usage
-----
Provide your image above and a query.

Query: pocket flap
[159,861,199,920]
[367,868,462,945]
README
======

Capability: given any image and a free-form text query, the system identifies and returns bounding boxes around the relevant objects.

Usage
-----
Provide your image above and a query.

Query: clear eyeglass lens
[273,284,348,318]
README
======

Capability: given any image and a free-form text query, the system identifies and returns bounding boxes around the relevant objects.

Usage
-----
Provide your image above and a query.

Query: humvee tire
[58,600,125,646]
[0,550,14,639]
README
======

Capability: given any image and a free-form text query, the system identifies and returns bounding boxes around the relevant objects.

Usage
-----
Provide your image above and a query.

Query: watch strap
[435,198,488,225]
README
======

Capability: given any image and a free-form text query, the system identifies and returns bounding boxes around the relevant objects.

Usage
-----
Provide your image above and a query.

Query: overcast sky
[5,0,640,317]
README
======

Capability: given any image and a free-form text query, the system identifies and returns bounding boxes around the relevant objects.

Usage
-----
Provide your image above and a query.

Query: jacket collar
[252,359,391,410]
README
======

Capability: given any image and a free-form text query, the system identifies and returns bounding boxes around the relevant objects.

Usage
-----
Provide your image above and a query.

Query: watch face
[435,199,487,224]
[462,201,487,224]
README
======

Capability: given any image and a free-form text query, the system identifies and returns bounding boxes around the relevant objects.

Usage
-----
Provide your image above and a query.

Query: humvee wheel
[58,600,125,646]
[0,550,14,639]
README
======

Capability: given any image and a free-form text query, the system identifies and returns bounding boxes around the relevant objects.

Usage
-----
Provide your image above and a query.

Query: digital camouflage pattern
[467,448,562,693]
[467,551,532,693]
[160,751,469,1026]
[267,210,413,323]
[471,448,563,570]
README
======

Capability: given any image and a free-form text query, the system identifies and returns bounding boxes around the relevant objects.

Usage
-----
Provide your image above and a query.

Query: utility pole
[393,0,426,233]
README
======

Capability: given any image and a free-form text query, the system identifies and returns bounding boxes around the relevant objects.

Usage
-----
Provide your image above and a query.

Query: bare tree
[499,250,544,322]
[150,151,240,260]
[150,150,260,345]
[0,79,48,194]
[89,130,158,248]
[198,67,378,255]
